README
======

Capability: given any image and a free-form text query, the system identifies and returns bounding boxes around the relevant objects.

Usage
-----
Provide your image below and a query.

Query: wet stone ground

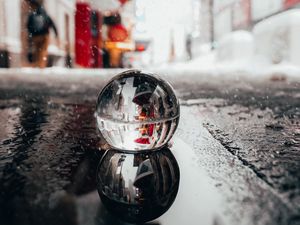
[177,78,300,224]
[0,72,299,225]
[0,81,105,225]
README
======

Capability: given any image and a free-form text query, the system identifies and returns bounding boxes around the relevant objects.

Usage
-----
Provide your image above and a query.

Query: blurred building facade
[0,0,75,68]
[0,0,22,67]
[132,0,194,65]
[0,0,203,67]
[0,0,137,68]
[2,0,300,68]
[198,0,300,43]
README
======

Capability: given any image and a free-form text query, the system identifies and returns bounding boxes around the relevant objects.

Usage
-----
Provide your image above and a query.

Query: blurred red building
[284,0,300,8]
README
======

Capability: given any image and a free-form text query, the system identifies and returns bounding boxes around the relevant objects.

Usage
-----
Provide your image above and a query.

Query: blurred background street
[0,0,300,225]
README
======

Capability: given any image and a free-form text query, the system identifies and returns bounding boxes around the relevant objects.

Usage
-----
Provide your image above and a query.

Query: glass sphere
[96,147,180,223]
[96,70,180,151]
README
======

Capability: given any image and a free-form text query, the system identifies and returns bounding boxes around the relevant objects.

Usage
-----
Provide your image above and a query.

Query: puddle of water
[0,94,104,225]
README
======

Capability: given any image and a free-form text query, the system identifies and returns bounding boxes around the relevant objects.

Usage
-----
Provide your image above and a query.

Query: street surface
[0,69,299,225]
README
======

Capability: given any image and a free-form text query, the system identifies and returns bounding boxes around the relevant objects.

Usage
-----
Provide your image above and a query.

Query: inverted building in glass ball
[96,70,180,151]
[96,147,180,223]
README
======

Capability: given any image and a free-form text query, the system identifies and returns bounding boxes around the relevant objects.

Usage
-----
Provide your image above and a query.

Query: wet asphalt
[0,70,299,225]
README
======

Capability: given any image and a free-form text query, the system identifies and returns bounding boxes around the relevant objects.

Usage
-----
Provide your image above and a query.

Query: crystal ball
[96,70,180,151]
[96,147,180,223]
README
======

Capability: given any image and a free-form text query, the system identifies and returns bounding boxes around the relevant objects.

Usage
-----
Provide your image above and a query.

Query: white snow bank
[0,67,126,86]
[154,49,300,83]
[216,30,254,62]
[0,59,299,86]
[253,9,300,66]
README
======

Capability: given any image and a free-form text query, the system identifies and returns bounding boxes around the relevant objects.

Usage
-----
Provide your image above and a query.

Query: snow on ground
[155,51,300,82]
[0,51,300,84]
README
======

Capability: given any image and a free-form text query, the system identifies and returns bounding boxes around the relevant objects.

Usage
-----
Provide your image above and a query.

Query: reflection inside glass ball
[96,147,180,223]
[96,70,180,151]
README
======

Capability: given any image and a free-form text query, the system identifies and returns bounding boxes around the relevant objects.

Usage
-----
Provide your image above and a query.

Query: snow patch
[253,9,300,66]
[216,30,254,63]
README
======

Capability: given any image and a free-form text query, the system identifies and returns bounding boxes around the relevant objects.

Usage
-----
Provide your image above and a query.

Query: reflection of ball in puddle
[95,70,180,151]
[96,147,180,223]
